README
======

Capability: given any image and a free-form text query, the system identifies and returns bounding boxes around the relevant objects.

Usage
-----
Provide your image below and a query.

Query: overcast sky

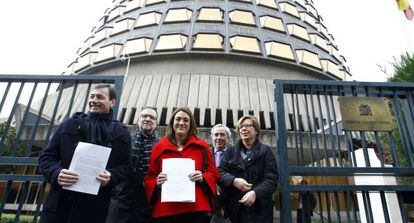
[0,0,413,82]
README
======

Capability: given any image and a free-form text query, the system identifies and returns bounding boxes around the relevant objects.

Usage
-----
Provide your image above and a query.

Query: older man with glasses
[210,124,232,223]
[107,107,159,223]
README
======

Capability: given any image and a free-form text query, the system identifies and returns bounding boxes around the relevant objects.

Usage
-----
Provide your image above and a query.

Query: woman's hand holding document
[63,142,111,195]
[161,158,195,202]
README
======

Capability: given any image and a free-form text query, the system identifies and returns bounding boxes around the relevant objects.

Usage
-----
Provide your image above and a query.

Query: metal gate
[0,74,123,223]
[275,80,414,223]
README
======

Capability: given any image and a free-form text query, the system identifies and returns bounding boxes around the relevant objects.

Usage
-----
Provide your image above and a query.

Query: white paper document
[161,158,195,202]
[63,142,111,195]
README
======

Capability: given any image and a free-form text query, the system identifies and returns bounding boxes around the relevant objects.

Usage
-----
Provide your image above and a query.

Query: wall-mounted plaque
[338,97,394,131]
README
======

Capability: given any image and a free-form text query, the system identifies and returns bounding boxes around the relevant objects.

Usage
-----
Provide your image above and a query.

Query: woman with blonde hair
[219,115,278,223]
[145,107,220,223]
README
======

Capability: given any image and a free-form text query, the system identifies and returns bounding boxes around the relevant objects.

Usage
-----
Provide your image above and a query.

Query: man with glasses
[107,107,159,223]
[210,124,232,223]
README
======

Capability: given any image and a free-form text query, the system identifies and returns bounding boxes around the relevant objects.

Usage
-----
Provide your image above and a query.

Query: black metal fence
[0,74,123,223]
[275,80,414,223]
[2,76,414,223]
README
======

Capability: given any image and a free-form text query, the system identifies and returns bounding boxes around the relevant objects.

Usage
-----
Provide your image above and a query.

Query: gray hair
[211,124,232,142]
[140,106,158,117]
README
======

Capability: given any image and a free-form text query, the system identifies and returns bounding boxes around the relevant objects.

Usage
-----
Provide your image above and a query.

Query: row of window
[108,7,320,30]
[102,0,322,33]
[81,12,332,60]
[85,7,330,48]
[108,0,317,22]
[71,34,344,79]
[112,1,320,24]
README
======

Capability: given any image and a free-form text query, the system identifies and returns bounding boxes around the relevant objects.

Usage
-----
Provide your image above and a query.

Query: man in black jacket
[210,124,232,223]
[38,84,132,223]
[106,107,159,223]
[296,180,316,223]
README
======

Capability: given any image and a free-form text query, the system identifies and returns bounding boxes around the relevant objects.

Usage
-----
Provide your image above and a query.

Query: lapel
[228,144,246,171]
[241,139,261,168]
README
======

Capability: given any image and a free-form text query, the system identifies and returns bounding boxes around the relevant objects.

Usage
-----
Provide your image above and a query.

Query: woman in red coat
[144,107,220,223]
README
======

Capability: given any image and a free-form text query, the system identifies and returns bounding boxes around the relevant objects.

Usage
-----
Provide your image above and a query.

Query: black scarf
[83,110,113,146]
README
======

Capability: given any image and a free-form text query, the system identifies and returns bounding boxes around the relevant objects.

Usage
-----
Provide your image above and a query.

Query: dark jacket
[38,112,131,223]
[211,146,230,216]
[106,129,158,223]
[297,191,316,223]
[218,139,278,223]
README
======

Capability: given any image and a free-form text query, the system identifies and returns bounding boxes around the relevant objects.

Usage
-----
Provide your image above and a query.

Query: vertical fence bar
[374,132,386,167]
[402,99,414,167]
[309,87,322,167]
[408,90,414,118]
[362,191,374,223]
[64,81,79,120]
[324,87,338,167]
[294,86,305,166]
[333,191,341,222]
[316,191,325,222]
[0,82,12,115]
[275,80,291,223]
[387,131,400,167]
[25,82,52,156]
[397,192,408,223]
[346,132,357,165]
[350,191,358,223]
[33,182,47,223]
[303,91,315,166]
[324,191,332,222]
[0,181,13,217]
[0,82,25,148]
[11,82,38,156]
[343,191,352,223]
[291,88,300,166]
[82,81,93,112]
[391,91,414,167]
[379,191,391,223]
[330,90,344,167]
[42,80,65,148]
[317,91,330,166]
[360,132,371,167]
[14,181,30,223]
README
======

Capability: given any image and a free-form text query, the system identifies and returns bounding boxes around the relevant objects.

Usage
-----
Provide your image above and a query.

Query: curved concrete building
[59,0,350,129]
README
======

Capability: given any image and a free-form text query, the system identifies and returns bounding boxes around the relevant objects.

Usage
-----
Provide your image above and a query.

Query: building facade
[51,0,350,131]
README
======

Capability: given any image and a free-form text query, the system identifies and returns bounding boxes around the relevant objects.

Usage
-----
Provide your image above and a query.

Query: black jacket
[106,129,158,223]
[219,139,278,223]
[38,112,131,223]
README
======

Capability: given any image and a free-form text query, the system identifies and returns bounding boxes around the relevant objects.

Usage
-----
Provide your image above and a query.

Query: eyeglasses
[140,114,157,120]
[213,132,226,137]
[239,124,254,129]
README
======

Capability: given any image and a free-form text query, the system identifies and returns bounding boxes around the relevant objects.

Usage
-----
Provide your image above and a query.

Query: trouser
[296,209,311,223]
[153,211,210,223]
[106,184,151,223]
[40,196,107,223]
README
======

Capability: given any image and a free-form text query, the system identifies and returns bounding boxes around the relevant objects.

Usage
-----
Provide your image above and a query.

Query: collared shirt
[214,147,227,167]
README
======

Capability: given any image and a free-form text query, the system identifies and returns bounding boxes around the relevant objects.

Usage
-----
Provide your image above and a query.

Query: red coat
[144,135,220,218]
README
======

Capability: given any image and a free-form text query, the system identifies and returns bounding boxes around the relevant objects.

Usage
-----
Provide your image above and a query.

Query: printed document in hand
[63,142,111,195]
[161,158,195,202]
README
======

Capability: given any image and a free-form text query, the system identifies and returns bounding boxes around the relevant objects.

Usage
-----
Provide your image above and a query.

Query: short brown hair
[166,107,198,140]
[93,84,116,100]
[235,115,260,134]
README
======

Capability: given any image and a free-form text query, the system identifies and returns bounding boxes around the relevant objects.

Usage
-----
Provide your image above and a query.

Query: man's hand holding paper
[63,142,112,195]
[58,169,79,187]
